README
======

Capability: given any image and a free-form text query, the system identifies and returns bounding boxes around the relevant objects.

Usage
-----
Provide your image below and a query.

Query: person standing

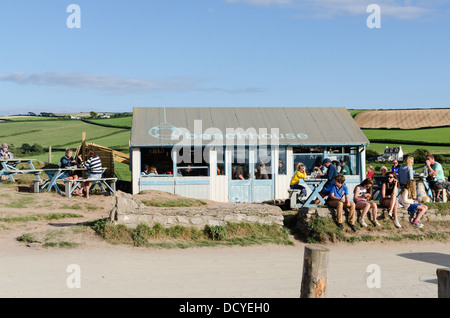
[313,158,338,204]
[398,156,414,188]
[366,165,375,180]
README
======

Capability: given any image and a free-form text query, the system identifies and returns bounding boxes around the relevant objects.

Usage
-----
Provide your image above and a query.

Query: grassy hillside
[2,112,449,181]
[89,117,132,128]
[363,127,450,145]
[0,119,131,150]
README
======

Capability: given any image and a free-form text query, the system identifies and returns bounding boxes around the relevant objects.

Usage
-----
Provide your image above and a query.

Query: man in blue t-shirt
[326,174,357,232]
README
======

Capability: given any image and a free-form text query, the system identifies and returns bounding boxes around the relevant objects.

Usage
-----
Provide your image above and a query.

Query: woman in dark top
[380,171,401,228]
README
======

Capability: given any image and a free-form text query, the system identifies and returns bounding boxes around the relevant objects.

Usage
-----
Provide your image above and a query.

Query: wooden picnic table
[0,158,41,182]
[33,167,115,198]
[297,178,327,208]
[34,167,88,195]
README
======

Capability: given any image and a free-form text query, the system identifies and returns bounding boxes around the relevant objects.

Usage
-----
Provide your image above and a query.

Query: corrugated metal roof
[131,107,369,147]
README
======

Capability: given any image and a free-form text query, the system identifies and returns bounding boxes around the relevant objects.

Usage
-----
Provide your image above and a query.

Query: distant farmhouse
[378,146,403,162]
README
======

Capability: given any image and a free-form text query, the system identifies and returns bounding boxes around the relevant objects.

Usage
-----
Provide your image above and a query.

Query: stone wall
[296,205,450,236]
[109,192,284,229]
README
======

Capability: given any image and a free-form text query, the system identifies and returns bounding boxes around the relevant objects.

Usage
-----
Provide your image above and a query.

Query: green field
[2,114,450,181]
[0,120,131,149]
[367,142,450,155]
[363,127,450,145]
[89,117,132,128]
[1,117,61,122]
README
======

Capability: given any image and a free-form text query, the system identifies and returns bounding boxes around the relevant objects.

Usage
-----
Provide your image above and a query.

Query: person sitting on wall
[380,171,401,228]
[401,180,428,228]
[353,178,380,227]
[327,174,357,232]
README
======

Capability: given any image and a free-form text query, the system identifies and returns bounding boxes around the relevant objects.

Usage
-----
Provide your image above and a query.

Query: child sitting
[400,180,428,228]
[290,163,308,199]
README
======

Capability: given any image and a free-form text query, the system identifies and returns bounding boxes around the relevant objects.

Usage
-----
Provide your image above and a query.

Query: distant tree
[20,143,32,154]
[90,111,98,118]
[30,143,43,154]
[28,112,37,116]
[408,148,430,163]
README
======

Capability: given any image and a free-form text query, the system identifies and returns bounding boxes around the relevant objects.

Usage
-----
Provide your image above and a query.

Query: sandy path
[1,240,449,298]
[0,186,449,298]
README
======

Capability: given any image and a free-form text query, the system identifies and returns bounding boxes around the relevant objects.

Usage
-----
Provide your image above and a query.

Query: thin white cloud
[0,72,262,95]
[225,0,433,19]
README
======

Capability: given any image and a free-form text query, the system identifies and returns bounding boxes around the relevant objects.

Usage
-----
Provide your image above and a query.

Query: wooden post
[300,244,330,298]
[48,146,52,163]
[82,132,86,160]
[437,268,450,298]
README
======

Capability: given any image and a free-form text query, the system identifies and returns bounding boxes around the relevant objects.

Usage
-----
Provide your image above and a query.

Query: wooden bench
[33,178,51,193]
[288,189,302,209]
[64,177,117,198]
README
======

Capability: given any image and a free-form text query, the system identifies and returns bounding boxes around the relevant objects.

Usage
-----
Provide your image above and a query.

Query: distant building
[378,146,403,162]
[70,115,81,120]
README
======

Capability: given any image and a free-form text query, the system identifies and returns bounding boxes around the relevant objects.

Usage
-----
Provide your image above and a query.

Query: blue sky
[0,0,449,116]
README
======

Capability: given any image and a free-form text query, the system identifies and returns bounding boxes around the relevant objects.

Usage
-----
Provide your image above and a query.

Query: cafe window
[176,146,210,177]
[326,147,358,175]
[277,147,287,175]
[216,146,225,176]
[231,146,249,180]
[140,148,173,175]
[253,145,272,180]
[292,147,324,175]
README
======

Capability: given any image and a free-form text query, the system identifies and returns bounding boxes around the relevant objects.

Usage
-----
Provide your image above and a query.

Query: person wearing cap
[0,143,12,159]
[313,158,338,204]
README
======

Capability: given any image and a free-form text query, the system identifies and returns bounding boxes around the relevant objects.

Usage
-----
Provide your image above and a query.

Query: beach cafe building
[130,107,370,203]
